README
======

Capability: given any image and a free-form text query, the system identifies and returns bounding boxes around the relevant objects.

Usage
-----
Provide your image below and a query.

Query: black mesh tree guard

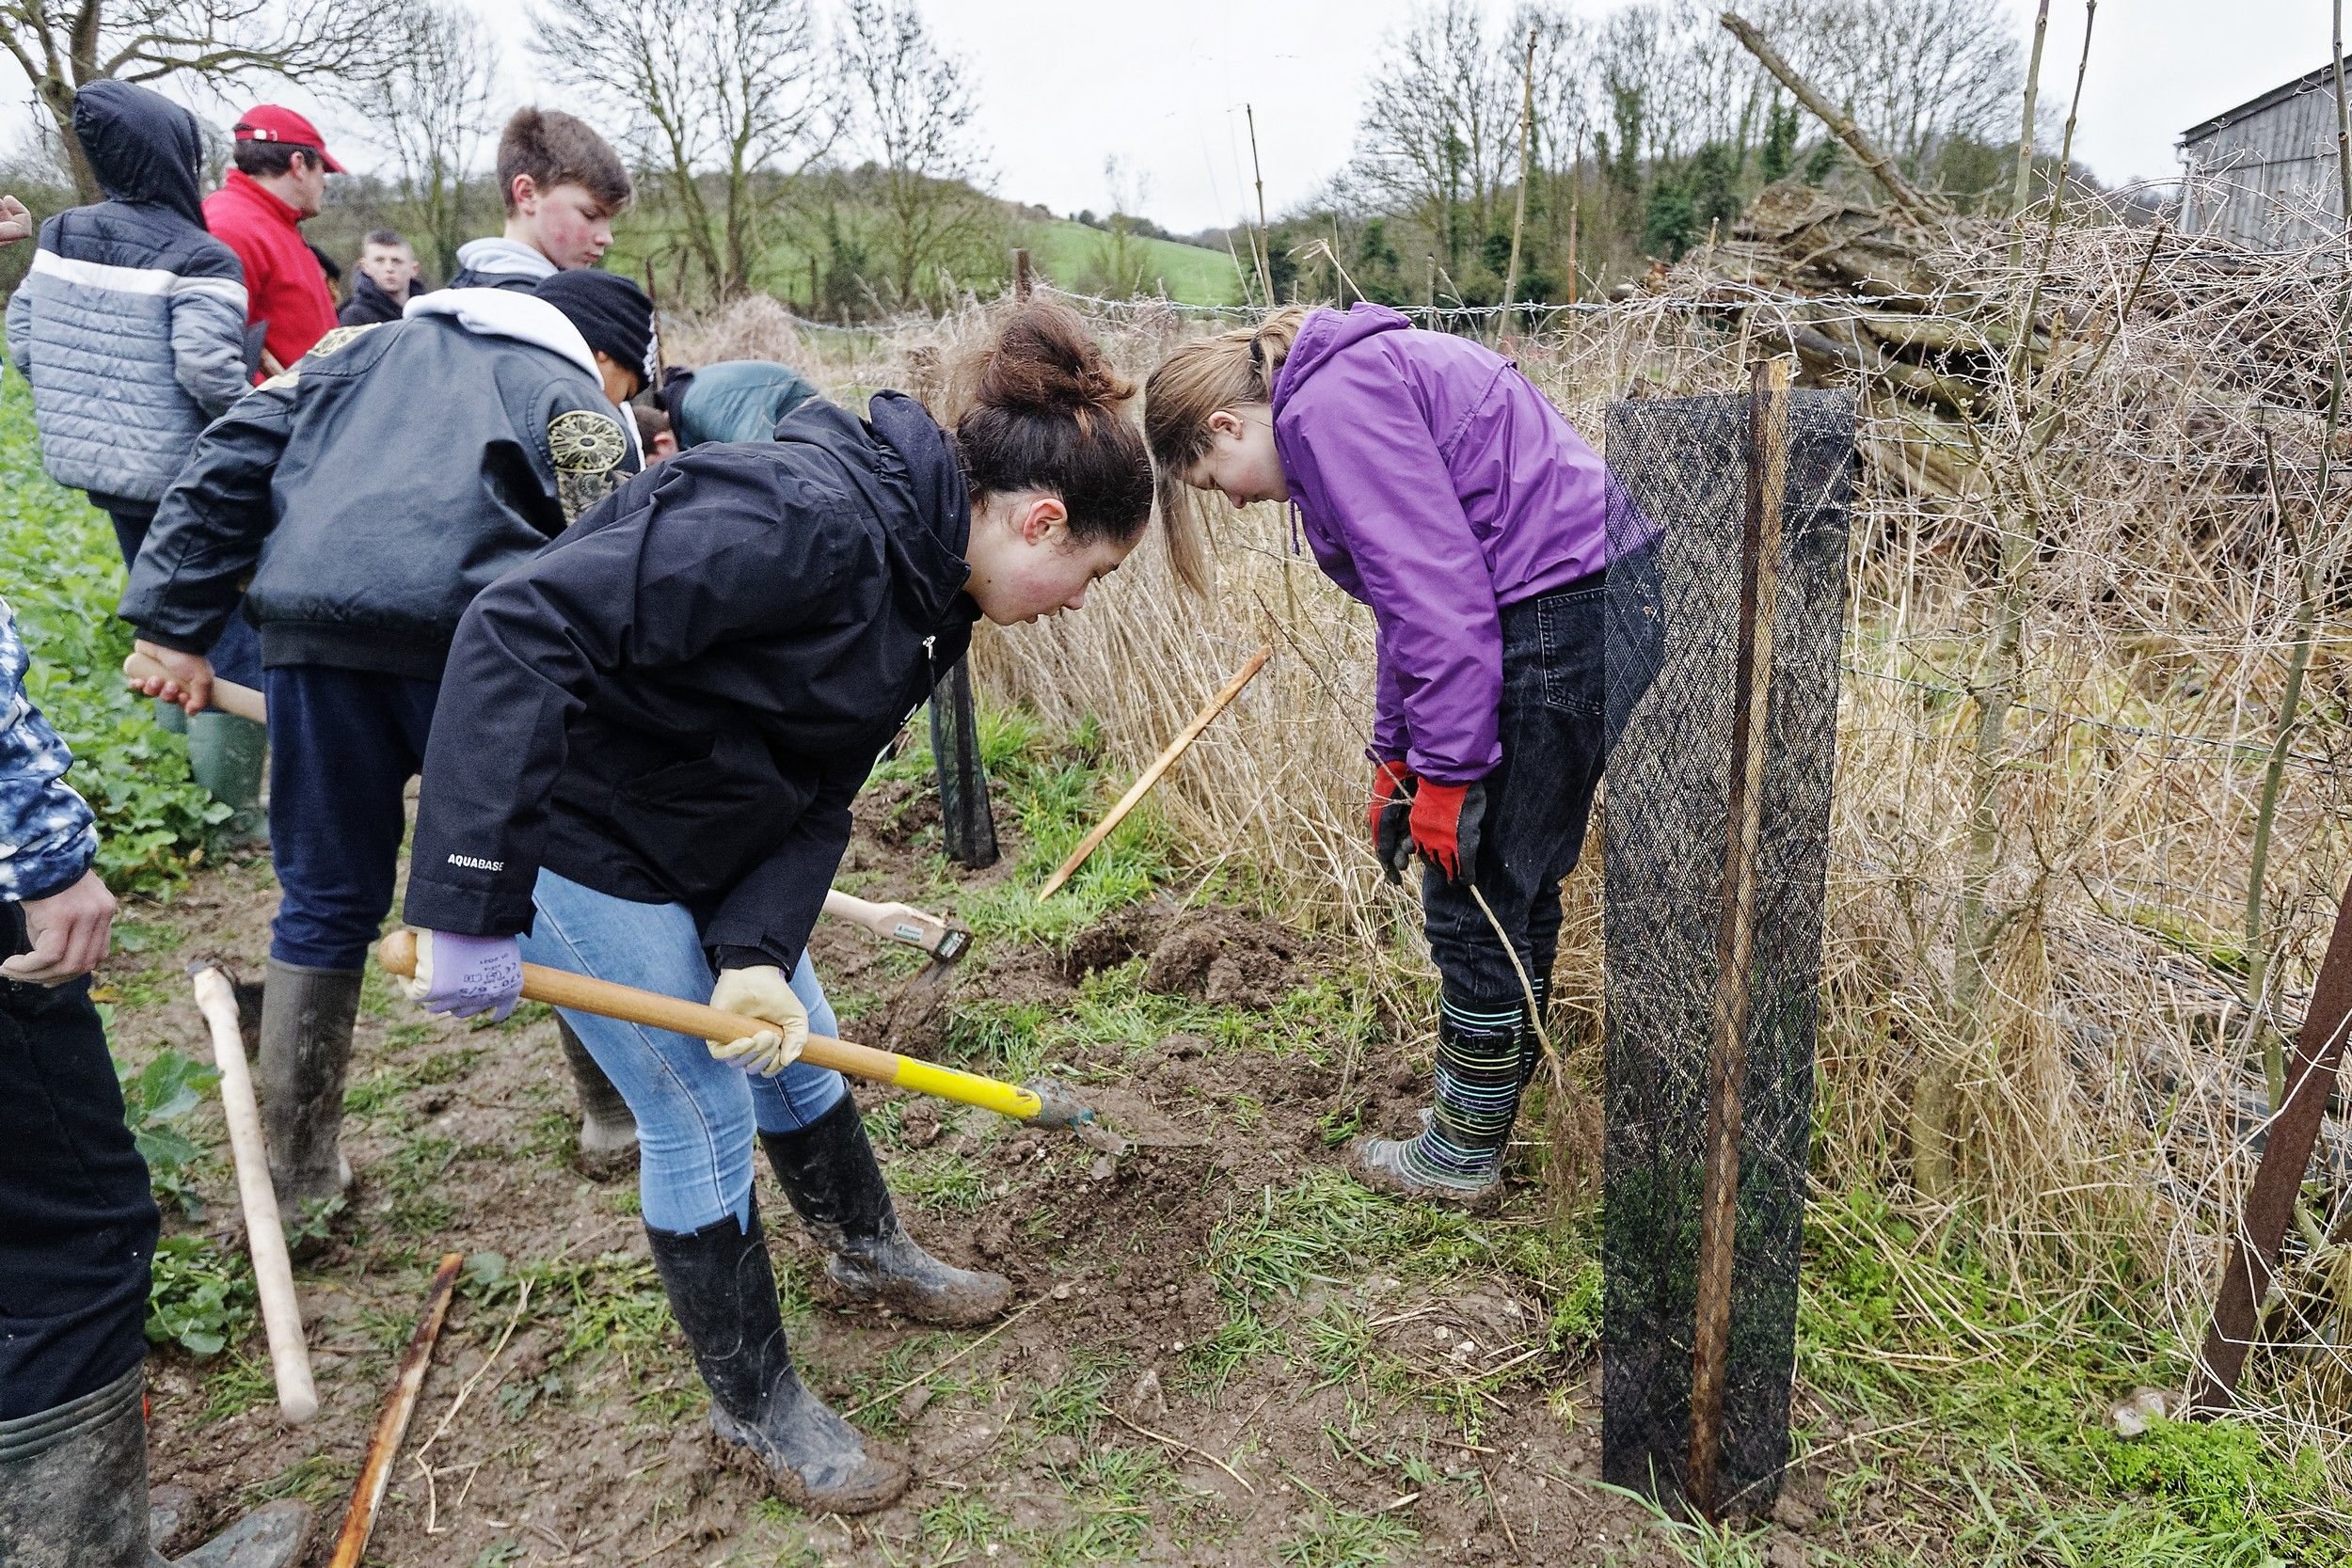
[930,655,998,869]
[1599,378,1855,1515]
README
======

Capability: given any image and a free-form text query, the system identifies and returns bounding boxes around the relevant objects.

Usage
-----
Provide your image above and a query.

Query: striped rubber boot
[1518,974,1550,1088]
[1347,994,1527,1206]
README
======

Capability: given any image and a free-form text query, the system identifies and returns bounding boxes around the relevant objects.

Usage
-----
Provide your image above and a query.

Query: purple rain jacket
[1269,303,1609,785]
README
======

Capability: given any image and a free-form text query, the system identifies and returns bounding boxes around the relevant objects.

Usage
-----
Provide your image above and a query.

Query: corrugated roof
[2182,56,2352,146]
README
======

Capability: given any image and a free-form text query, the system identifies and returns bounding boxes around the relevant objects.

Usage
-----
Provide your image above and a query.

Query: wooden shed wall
[2182,84,2343,249]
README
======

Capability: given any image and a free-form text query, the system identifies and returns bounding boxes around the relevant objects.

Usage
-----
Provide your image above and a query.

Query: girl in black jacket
[399,304,1189,1513]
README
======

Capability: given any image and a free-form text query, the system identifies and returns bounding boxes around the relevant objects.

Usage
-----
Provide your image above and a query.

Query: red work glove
[1408,779,1486,883]
[1368,759,1418,884]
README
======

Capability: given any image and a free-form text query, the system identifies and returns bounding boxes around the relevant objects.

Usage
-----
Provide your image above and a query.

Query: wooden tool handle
[379,929,909,1085]
[823,889,950,951]
[191,966,318,1424]
[123,651,267,724]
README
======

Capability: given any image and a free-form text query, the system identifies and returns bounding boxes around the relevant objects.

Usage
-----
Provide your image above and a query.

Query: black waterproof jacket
[119,292,637,680]
[339,269,427,326]
[403,392,979,974]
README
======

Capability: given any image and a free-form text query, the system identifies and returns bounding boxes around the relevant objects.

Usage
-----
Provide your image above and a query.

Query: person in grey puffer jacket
[5,79,270,844]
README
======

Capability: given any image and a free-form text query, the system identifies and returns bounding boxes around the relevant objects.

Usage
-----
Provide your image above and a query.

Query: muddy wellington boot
[184,711,268,848]
[556,1016,638,1175]
[644,1206,909,1513]
[1347,992,1528,1211]
[760,1094,1011,1326]
[0,1365,312,1568]
[258,959,361,1238]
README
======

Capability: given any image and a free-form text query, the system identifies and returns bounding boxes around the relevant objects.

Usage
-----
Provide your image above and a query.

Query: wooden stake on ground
[328,1252,463,1568]
[190,963,316,1424]
[2191,875,2352,1411]
[1036,643,1272,900]
[1687,357,1791,1518]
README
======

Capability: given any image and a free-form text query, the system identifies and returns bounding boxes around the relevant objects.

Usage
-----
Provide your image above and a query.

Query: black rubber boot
[759,1094,1010,1326]
[556,1016,638,1176]
[257,960,360,1230]
[0,1365,311,1568]
[644,1207,908,1513]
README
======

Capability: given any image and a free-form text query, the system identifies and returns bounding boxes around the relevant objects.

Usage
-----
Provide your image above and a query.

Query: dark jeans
[0,905,158,1418]
[1421,577,1608,1009]
[102,499,263,691]
[267,665,439,970]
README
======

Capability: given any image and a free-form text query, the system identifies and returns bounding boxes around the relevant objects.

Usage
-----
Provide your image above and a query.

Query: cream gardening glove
[707,965,810,1076]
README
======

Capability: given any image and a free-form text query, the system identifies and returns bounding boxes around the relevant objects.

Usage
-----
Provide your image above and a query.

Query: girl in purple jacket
[1146,303,1609,1207]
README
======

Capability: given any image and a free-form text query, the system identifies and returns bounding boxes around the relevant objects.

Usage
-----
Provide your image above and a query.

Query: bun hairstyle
[952,302,1201,592]
[1141,306,1310,566]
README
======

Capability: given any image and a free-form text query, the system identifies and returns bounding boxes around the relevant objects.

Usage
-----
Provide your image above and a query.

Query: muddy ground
[110,771,1868,1568]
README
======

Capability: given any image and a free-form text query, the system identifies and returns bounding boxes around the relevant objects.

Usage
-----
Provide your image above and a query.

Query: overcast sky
[33,0,2349,233]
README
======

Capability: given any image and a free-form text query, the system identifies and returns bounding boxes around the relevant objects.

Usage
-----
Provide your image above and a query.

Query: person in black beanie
[119,280,645,1234]
[536,268,658,399]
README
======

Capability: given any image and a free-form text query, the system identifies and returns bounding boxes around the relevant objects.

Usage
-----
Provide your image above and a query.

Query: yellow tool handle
[374,930,1041,1121]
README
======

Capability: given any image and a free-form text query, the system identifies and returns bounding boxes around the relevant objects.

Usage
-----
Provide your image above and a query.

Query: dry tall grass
[666,222,2352,1495]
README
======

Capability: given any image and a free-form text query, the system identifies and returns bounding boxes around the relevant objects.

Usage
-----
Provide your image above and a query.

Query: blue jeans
[519,869,848,1233]
[267,666,440,970]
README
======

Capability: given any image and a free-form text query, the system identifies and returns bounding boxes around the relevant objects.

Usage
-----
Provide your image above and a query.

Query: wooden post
[808,253,820,315]
[1499,25,1537,341]
[1567,128,1583,308]
[1013,246,1033,300]
[2191,876,2352,1411]
[1246,103,1276,306]
[1687,357,1791,1518]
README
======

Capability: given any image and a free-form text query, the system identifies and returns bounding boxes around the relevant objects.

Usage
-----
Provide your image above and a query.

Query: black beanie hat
[537,270,657,387]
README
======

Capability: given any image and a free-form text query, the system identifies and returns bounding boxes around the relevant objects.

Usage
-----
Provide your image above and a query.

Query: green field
[1022,217,1247,306]
[604,203,1245,311]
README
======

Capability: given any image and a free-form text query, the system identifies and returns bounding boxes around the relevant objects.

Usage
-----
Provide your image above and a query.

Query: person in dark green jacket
[659,359,820,447]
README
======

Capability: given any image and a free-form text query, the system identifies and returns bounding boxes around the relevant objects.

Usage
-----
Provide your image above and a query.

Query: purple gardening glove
[403,930,523,1021]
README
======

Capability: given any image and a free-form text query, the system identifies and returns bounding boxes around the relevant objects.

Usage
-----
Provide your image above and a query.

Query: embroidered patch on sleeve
[549,408,628,524]
[303,323,382,360]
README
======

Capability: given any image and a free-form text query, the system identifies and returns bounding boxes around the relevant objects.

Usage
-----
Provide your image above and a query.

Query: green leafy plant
[146,1234,255,1357]
[0,370,220,892]
[116,1047,217,1217]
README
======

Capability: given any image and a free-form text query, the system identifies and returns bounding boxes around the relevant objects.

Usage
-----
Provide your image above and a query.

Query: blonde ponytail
[1142,307,1311,593]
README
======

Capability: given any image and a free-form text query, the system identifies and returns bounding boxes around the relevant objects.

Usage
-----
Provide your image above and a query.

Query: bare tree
[0,0,385,199]
[1808,0,2024,173]
[535,0,834,299]
[358,3,497,282]
[841,0,993,309]
[1348,0,1515,270]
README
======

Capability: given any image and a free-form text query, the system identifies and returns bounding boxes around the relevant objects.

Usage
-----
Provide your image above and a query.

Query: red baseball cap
[233,105,344,174]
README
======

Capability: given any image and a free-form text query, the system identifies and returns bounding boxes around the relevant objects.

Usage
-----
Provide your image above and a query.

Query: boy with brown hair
[450,108,632,292]
[341,229,425,325]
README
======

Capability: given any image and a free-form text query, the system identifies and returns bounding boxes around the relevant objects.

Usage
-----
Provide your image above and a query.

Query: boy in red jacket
[204,104,342,372]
